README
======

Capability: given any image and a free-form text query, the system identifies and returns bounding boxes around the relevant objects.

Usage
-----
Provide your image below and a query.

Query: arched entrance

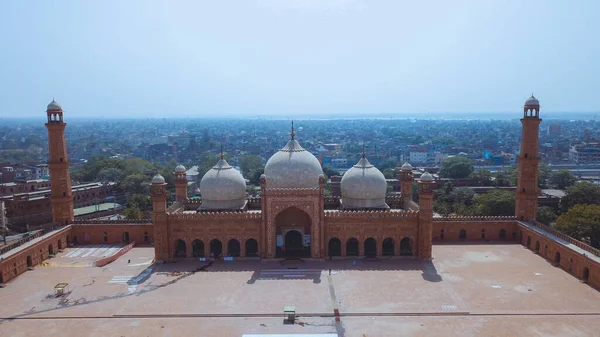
[246,239,258,257]
[275,207,311,258]
[283,230,304,257]
[583,267,590,282]
[328,238,341,257]
[346,238,359,256]
[554,251,561,265]
[228,239,241,257]
[364,238,377,257]
[175,239,186,257]
[210,239,223,258]
[400,237,412,256]
[527,236,531,248]
[459,229,466,240]
[192,240,204,257]
[27,256,32,268]
[535,241,540,253]
[382,238,395,256]
[58,239,63,250]
[48,244,53,256]
[499,229,506,240]
[123,232,130,243]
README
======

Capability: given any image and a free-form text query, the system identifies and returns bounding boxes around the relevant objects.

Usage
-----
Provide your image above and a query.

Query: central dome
[200,157,246,210]
[264,138,323,189]
[340,155,388,209]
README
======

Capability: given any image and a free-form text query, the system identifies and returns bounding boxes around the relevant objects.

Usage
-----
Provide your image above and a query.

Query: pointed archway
[175,239,187,257]
[400,237,412,256]
[275,207,311,258]
[246,239,258,257]
[228,239,241,257]
[192,239,204,257]
[382,238,395,256]
[364,238,377,257]
[210,239,223,258]
[328,238,341,257]
[346,238,359,256]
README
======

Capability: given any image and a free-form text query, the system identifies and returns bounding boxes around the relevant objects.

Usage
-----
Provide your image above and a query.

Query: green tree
[123,206,142,220]
[382,168,396,179]
[440,157,473,179]
[538,162,551,188]
[536,206,557,225]
[560,182,600,212]
[555,204,600,248]
[128,194,152,211]
[97,167,123,183]
[473,190,515,216]
[549,169,576,190]
[120,174,150,195]
[470,170,493,186]
[239,155,264,177]
[322,166,341,180]
[249,167,265,185]
[496,166,518,186]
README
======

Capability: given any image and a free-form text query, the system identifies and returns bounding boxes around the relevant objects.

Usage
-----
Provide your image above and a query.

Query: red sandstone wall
[70,224,154,245]
[433,219,518,241]
[94,241,136,267]
[517,223,600,290]
[0,226,71,284]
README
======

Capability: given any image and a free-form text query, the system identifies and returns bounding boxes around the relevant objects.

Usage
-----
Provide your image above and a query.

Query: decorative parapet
[529,219,600,257]
[71,219,153,225]
[434,216,517,221]
[185,198,202,205]
[247,197,261,204]
[324,209,419,219]
[264,187,320,195]
[169,211,262,220]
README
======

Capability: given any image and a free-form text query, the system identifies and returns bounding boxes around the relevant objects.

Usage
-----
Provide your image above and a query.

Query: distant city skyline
[1,0,599,118]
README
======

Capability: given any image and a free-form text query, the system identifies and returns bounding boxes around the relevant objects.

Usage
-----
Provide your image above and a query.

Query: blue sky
[0,0,598,118]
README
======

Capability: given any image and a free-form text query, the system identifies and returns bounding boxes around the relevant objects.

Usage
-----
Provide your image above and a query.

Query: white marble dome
[264,139,323,189]
[525,95,539,106]
[199,157,246,210]
[420,172,434,182]
[401,162,413,171]
[47,99,62,111]
[340,156,388,209]
[175,164,186,173]
[152,174,165,184]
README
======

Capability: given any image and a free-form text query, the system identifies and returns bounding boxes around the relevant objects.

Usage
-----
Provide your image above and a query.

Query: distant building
[409,151,428,164]
[569,142,600,164]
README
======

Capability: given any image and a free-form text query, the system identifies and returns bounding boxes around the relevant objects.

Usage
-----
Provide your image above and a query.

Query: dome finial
[290,120,295,140]
[220,144,224,160]
[362,143,366,159]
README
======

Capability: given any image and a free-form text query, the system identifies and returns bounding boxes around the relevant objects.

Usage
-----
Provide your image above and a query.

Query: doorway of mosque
[275,207,312,258]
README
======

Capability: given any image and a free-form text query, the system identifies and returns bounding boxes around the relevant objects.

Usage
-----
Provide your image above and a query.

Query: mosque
[149,122,432,261]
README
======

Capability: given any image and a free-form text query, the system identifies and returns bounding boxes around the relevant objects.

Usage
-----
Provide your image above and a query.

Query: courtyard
[0,244,599,336]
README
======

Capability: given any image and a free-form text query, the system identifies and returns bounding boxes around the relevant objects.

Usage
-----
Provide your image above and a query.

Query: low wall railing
[526,220,600,257]
[435,216,517,221]
[94,241,136,267]
[0,229,45,255]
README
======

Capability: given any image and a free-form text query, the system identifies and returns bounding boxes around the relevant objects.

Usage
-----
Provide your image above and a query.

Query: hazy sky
[1,0,599,118]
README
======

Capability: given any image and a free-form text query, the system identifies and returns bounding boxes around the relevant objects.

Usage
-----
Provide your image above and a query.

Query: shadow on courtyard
[146,257,443,284]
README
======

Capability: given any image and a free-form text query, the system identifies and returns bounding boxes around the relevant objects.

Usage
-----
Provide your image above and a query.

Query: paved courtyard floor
[0,244,599,336]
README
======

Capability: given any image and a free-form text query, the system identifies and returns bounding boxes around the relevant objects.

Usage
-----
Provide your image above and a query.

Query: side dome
[401,162,413,171]
[175,164,186,173]
[420,172,434,182]
[340,156,388,209]
[199,157,246,210]
[525,95,539,106]
[47,99,62,111]
[152,174,165,184]
[264,138,323,189]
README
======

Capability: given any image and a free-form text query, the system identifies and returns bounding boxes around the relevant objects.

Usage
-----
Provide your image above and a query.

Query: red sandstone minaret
[45,100,74,226]
[417,172,434,260]
[516,95,542,222]
[174,164,188,201]
[399,162,414,208]
[151,174,169,261]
